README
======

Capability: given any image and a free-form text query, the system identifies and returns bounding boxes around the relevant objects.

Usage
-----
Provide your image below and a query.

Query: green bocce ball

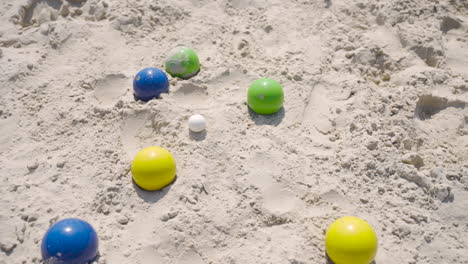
[247,78,284,115]
[165,46,200,79]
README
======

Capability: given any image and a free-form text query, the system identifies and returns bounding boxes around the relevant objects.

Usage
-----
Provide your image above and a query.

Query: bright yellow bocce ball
[325,216,378,264]
[131,147,176,191]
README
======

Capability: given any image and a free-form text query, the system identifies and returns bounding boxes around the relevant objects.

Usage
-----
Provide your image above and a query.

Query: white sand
[1,0,467,263]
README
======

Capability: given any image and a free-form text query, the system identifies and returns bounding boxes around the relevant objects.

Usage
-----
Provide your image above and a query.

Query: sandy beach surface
[1,0,467,263]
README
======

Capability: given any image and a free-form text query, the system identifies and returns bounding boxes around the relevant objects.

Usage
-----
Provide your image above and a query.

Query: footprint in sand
[302,79,356,136]
[443,17,468,79]
[204,68,253,103]
[246,152,301,214]
[415,95,466,121]
[94,73,129,107]
[253,6,322,61]
[302,83,334,135]
[229,0,266,9]
[414,94,467,135]
[120,108,178,158]
[262,186,299,214]
[171,83,209,106]
[137,246,165,264]
[121,110,153,158]
[0,113,18,155]
[177,251,205,264]
[320,189,354,211]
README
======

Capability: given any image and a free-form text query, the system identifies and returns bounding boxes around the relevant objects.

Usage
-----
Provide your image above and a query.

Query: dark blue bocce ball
[41,218,98,264]
[133,67,169,101]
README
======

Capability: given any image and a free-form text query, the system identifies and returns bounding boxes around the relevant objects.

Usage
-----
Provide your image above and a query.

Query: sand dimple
[440,17,462,33]
[121,110,152,158]
[229,0,267,9]
[445,25,468,79]
[246,153,278,189]
[245,152,301,214]
[171,83,208,105]
[302,82,334,134]
[320,189,354,211]
[177,251,205,264]
[205,68,251,103]
[0,114,18,155]
[94,74,129,107]
[137,246,165,264]
[262,187,299,214]
[415,95,466,120]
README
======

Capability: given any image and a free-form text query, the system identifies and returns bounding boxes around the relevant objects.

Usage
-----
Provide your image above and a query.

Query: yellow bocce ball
[325,216,378,264]
[131,147,176,191]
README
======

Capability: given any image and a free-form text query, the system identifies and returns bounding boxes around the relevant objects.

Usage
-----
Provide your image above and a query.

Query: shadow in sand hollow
[189,129,207,141]
[326,254,376,264]
[247,106,285,126]
[132,176,176,203]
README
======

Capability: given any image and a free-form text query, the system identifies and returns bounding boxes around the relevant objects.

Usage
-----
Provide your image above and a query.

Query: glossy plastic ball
[41,218,98,264]
[325,216,378,264]
[165,46,200,79]
[247,78,284,115]
[133,67,169,101]
[188,114,206,132]
[131,146,176,191]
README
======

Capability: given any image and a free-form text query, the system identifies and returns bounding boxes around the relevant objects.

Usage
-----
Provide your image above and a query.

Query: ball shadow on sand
[247,106,285,126]
[133,93,163,102]
[92,254,101,263]
[189,129,207,141]
[326,254,376,264]
[132,176,177,203]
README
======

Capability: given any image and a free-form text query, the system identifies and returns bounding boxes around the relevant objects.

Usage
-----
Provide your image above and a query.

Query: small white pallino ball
[188,114,206,132]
